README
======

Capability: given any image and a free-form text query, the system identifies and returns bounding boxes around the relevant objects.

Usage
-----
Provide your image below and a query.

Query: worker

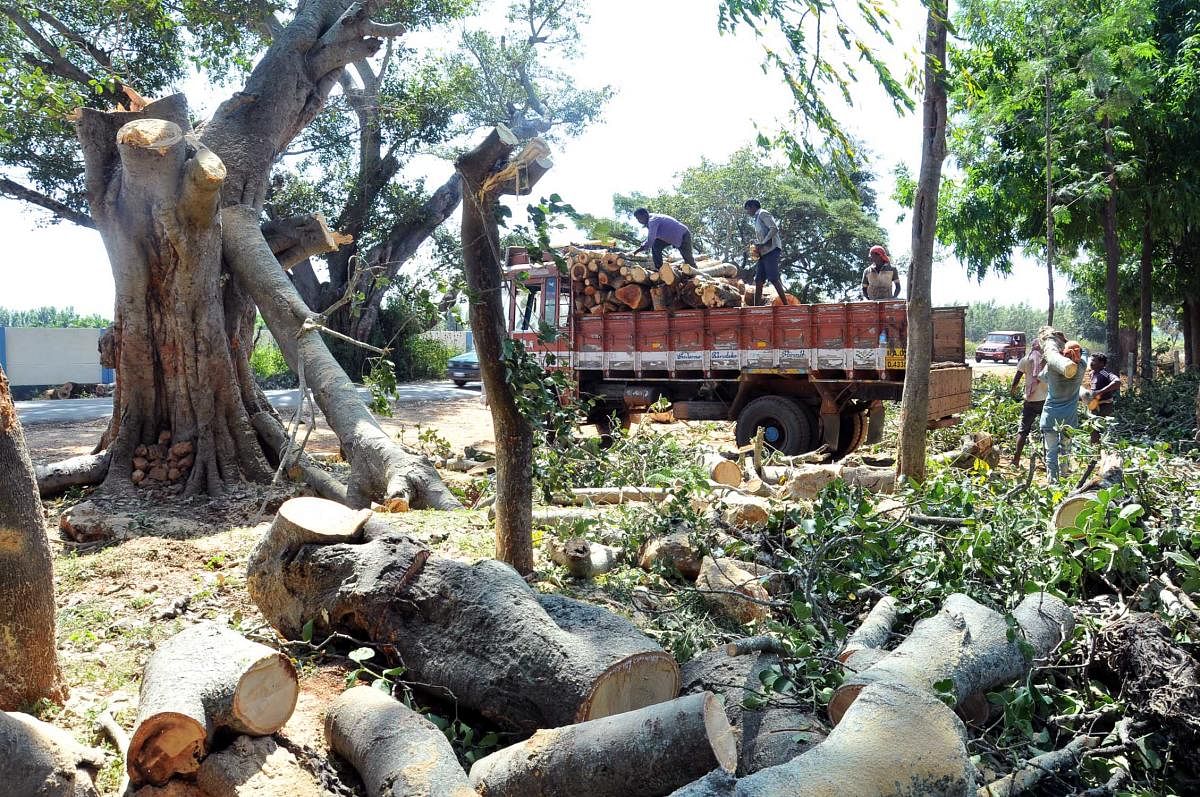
[862,245,901,300]
[744,199,787,306]
[1009,338,1047,468]
[632,208,697,269]
[1040,339,1085,482]
[1083,352,1120,444]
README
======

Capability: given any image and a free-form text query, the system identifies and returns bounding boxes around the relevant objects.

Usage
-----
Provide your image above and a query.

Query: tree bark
[0,710,103,797]
[456,127,552,574]
[325,686,475,797]
[35,452,111,498]
[126,622,299,786]
[1139,209,1154,380]
[246,498,680,733]
[1101,115,1122,372]
[896,0,948,482]
[0,366,66,710]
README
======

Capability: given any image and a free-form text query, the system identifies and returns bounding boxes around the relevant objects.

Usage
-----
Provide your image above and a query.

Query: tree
[897,0,949,482]
[0,365,65,710]
[609,148,888,302]
[1,1,476,508]
[456,128,552,575]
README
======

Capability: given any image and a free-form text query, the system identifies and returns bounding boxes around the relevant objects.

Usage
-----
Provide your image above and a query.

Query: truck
[502,246,973,457]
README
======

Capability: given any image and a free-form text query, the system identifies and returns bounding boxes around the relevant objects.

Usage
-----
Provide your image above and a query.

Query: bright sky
[0,0,1069,317]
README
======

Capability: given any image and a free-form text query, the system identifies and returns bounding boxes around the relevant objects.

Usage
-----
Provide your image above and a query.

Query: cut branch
[0,177,96,228]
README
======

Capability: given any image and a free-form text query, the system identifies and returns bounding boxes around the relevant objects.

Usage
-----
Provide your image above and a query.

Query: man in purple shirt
[632,208,697,268]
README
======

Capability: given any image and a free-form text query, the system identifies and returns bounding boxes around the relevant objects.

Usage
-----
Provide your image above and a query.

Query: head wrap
[869,245,890,264]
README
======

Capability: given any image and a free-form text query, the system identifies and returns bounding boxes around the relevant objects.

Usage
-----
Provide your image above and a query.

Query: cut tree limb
[551,486,670,505]
[696,556,774,624]
[546,536,623,579]
[469,692,738,797]
[126,622,299,786]
[638,532,703,580]
[35,452,111,497]
[702,450,742,487]
[0,711,103,797]
[838,595,901,664]
[325,686,474,797]
[246,498,680,733]
[976,733,1098,797]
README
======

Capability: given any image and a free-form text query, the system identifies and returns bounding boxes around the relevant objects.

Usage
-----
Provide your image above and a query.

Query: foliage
[0,305,109,327]
[962,294,1105,345]
[608,147,887,302]
[1116,369,1200,443]
[249,340,292,386]
[394,337,455,383]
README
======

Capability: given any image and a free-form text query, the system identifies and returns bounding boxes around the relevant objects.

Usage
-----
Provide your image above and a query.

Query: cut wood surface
[247,498,679,732]
[716,492,771,528]
[638,532,703,580]
[0,710,103,797]
[572,245,747,313]
[546,536,622,579]
[829,593,1074,726]
[469,691,737,797]
[703,451,742,488]
[127,622,299,786]
[696,556,773,624]
[325,686,474,797]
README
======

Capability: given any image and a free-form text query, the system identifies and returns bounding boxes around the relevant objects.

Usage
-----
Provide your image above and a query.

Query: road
[14,381,476,425]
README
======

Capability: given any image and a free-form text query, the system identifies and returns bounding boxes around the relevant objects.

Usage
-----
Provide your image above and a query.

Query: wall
[420,329,471,352]
[0,327,107,386]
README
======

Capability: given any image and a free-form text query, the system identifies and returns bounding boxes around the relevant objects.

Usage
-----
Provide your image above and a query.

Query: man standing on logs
[632,208,697,269]
[862,245,902,300]
[745,199,788,306]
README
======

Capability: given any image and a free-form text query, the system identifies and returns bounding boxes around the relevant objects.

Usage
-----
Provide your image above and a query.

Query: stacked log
[566,245,748,314]
[130,430,194,493]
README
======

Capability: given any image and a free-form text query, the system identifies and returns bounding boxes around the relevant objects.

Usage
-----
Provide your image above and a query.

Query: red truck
[503,247,972,457]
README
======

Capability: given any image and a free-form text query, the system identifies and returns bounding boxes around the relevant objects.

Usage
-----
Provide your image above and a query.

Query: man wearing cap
[862,245,901,300]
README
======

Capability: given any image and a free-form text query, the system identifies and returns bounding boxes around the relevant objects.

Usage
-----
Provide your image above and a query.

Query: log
[35,452,111,497]
[0,711,103,797]
[638,532,703,580]
[127,622,299,786]
[1052,492,1097,530]
[702,450,742,487]
[325,686,474,797]
[932,432,995,469]
[195,734,323,797]
[976,734,1097,797]
[546,537,623,579]
[1038,326,1079,379]
[829,593,1074,726]
[717,492,771,528]
[774,464,896,501]
[628,265,650,284]
[838,595,901,664]
[247,498,680,733]
[659,263,679,285]
[723,636,789,657]
[650,285,669,311]
[696,556,774,623]
[672,682,975,797]
[468,692,738,797]
[614,283,651,310]
[552,486,670,505]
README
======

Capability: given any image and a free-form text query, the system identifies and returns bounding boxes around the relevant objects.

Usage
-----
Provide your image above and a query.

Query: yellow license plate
[885,353,906,369]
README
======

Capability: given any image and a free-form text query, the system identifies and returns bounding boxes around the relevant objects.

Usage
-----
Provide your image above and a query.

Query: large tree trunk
[1045,69,1056,326]
[456,127,552,574]
[1140,211,1154,380]
[0,366,66,710]
[896,0,948,482]
[0,711,103,797]
[1101,116,1122,372]
[68,0,458,508]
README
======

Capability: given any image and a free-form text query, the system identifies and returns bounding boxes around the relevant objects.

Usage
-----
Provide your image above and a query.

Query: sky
[0,0,1070,317]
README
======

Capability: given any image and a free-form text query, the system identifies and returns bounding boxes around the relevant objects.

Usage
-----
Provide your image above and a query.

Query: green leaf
[348,647,375,663]
[300,619,314,643]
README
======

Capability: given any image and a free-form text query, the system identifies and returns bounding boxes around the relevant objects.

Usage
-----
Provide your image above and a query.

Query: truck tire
[834,411,868,458]
[735,396,815,455]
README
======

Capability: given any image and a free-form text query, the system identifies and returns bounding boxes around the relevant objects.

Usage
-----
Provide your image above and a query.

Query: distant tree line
[962,294,1106,345]
[0,307,109,328]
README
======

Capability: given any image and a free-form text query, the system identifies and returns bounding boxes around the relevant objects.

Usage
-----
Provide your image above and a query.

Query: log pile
[130,430,194,493]
[566,245,750,314]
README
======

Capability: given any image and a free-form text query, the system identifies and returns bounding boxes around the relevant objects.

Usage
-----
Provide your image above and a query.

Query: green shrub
[250,343,296,389]
[392,337,455,382]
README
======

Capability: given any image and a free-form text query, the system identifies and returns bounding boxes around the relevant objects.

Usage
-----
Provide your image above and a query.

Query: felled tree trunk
[470,692,737,797]
[546,536,622,579]
[457,127,553,574]
[0,711,103,797]
[838,595,900,673]
[0,366,66,710]
[829,593,1073,726]
[127,622,299,786]
[246,497,680,733]
[325,686,474,797]
[62,0,458,508]
[35,452,111,498]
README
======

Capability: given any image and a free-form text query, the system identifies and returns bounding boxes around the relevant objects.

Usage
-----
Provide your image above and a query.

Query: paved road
[14,381,477,425]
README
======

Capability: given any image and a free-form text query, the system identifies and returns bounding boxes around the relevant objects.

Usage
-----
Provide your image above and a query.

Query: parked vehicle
[446,349,480,388]
[500,247,972,458]
[974,331,1027,363]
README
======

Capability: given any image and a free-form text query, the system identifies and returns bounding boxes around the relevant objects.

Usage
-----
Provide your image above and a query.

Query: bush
[250,343,297,389]
[392,337,455,382]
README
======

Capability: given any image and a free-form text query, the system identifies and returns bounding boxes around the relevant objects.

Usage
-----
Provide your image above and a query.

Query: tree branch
[0,177,96,228]
[1,6,99,89]
[32,6,113,69]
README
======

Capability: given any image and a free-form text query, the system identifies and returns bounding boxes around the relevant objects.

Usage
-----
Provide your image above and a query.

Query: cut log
[723,636,789,657]
[0,711,104,797]
[614,283,651,310]
[650,286,668,311]
[325,686,474,797]
[247,498,680,732]
[35,452,111,497]
[696,556,774,623]
[638,532,703,580]
[127,622,299,786]
[468,692,738,797]
[702,451,742,488]
[1038,326,1079,379]
[932,432,995,469]
[659,263,679,285]
[829,593,1074,726]
[628,265,649,284]
[1052,492,1098,531]
[717,492,771,528]
[546,537,623,579]
[679,647,826,776]
[671,682,974,797]
[774,463,896,501]
[838,595,901,664]
[552,486,670,505]
[693,263,738,279]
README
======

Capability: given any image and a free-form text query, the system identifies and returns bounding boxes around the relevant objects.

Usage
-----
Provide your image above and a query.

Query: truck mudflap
[928,364,973,422]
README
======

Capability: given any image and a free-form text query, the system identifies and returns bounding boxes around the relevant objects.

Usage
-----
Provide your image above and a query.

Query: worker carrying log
[1038,330,1086,482]
[632,208,697,269]
[745,199,788,306]
[861,245,901,300]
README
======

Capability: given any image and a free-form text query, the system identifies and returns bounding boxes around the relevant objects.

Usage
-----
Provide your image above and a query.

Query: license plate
[453,372,466,378]
[885,354,906,369]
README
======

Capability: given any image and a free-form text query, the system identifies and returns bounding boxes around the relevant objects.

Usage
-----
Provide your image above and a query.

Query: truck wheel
[735,396,814,455]
[835,411,868,458]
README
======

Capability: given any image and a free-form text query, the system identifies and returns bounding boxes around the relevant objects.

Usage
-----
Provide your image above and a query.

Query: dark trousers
[651,232,696,268]
[753,247,787,305]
